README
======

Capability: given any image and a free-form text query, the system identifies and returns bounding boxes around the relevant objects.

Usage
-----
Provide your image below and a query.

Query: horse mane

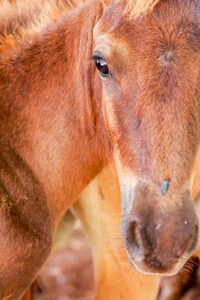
[122,0,161,18]
[0,0,81,53]
[0,0,161,52]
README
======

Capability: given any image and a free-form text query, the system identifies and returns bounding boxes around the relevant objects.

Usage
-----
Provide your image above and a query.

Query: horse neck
[0,0,109,223]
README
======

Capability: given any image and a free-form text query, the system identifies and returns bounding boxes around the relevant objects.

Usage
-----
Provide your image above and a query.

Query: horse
[93,0,200,275]
[0,0,200,299]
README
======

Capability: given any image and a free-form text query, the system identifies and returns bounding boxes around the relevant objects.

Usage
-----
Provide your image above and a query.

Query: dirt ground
[37,221,200,300]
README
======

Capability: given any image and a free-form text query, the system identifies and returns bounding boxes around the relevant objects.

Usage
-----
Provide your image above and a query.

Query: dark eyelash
[90,55,98,62]
[90,53,107,62]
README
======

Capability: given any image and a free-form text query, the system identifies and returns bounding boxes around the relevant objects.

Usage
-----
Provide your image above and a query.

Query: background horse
[0,0,199,299]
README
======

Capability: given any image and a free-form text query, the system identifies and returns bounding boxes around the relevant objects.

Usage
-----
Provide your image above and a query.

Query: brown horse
[0,0,200,298]
[92,0,200,276]
[0,0,107,298]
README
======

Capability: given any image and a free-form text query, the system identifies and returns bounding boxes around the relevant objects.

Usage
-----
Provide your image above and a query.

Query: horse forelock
[0,0,81,53]
[115,0,161,18]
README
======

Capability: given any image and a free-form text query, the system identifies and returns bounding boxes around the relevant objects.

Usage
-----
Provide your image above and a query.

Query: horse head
[92,0,200,275]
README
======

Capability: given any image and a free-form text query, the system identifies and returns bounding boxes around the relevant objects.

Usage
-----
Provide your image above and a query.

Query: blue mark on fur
[160,179,170,195]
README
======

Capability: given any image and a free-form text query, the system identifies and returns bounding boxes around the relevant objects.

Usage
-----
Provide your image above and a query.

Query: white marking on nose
[155,224,162,230]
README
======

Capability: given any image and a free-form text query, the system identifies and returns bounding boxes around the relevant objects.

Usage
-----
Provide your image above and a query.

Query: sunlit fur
[117,0,161,18]
[0,0,79,52]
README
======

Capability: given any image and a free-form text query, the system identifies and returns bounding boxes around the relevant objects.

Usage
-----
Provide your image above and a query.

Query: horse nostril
[126,219,140,253]
[186,225,199,254]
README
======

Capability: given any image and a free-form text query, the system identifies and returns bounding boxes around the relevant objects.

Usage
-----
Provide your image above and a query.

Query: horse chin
[126,249,194,277]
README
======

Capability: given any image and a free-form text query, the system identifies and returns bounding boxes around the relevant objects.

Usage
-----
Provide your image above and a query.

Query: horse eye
[95,58,110,77]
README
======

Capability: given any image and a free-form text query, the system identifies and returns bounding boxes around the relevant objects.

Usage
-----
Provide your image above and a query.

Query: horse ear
[101,0,109,7]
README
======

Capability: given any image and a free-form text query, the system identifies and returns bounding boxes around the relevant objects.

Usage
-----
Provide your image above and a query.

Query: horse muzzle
[120,180,199,276]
